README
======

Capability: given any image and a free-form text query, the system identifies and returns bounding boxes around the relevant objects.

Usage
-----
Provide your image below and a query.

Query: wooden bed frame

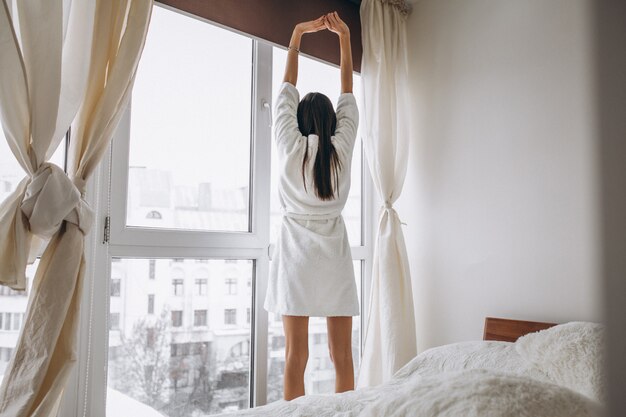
[483,317,558,342]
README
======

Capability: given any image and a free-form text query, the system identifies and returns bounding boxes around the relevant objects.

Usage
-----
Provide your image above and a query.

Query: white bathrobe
[264,82,360,317]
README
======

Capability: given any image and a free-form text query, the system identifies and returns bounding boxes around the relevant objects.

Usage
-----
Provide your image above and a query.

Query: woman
[263,12,359,401]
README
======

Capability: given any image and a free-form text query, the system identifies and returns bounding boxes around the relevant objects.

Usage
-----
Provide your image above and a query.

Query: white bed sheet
[214,340,571,417]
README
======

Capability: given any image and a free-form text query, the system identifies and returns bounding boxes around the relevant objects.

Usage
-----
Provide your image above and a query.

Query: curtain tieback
[21,162,94,237]
[380,200,407,225]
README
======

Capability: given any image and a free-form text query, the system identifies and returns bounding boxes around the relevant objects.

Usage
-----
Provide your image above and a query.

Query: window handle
[262,100,272,128]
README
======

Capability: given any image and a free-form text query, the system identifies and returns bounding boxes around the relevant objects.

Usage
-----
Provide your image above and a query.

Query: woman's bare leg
[327,316,354,393]
[282,315,309,400]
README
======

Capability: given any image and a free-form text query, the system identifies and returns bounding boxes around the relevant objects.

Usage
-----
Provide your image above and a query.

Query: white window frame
[69,6,375,416]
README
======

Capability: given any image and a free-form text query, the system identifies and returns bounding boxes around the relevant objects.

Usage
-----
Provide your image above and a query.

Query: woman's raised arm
[325,12,352,94]
[283,17,326,86]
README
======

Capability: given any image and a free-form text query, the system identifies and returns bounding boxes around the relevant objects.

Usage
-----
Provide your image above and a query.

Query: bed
[216,318,605,417]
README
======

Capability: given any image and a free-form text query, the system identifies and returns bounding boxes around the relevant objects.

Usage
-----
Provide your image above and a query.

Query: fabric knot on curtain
[21,163,94,237]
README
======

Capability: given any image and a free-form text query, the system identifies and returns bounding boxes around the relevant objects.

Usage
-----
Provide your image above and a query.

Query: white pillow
[515,321,605,402]
[359,369,602,417]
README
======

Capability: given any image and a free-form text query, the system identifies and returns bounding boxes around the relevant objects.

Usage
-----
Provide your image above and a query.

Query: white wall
[398,0,602,351]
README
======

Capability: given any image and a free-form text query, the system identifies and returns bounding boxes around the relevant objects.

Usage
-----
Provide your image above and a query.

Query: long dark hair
[297,92,342,201]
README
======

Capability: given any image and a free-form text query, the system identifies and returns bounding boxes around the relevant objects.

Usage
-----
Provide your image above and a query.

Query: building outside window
[194,310,207,327]
[1,347,12,362]
[146,328,156,348]
[171,310,183,327]
[195,278,207,296]
[172,279,184,296]
[12,313,21,331]
[147,294,154,314]
[109,313,120,330]
[146,210,162,219]
[224,309,237,325]
[225,277,237,295]
[149,259,156,279]
[110,278,121,297]
[171,343,191,357]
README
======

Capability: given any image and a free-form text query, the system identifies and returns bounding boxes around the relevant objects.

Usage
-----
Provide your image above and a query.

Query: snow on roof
[106,388,166,417]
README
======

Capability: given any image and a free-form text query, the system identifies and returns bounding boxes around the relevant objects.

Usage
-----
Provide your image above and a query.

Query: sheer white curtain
[0,1,152,416]
[358,0,416,387]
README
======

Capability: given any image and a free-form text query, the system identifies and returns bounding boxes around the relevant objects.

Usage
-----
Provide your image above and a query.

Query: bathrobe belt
[282,211,342,221]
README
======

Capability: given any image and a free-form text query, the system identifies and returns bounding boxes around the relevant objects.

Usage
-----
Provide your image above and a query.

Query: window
[147,294,154,314]
[194,310,207,327]
[123,5,252,233]
[146,328,156,348]
[225,277,237,295]
[172,278,184,296]
[110,279,121,297]
[145,210,162,219]
[149,259,156,279]
[171,343,191,358]
[224,309,237,325]
[0,347,12,362]
[109,313,120,330]
[195,278,207,295]
[93,4,371,416]
[4,313,11,331]
[12,313,21,331]
[171,310,183,327]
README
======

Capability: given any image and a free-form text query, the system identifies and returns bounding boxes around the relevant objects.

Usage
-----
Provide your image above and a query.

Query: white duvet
[216,322,604,417]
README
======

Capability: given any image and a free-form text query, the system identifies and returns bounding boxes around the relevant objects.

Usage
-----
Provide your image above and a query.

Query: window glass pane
[125,5,253,232]
[0,261,37,377]
[270,48,363,246]
[267,260,361,402]
[107,258,253,416]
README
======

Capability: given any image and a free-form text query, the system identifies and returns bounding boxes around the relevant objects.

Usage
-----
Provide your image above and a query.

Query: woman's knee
[329,346,352,369]
[285,345,309,371]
